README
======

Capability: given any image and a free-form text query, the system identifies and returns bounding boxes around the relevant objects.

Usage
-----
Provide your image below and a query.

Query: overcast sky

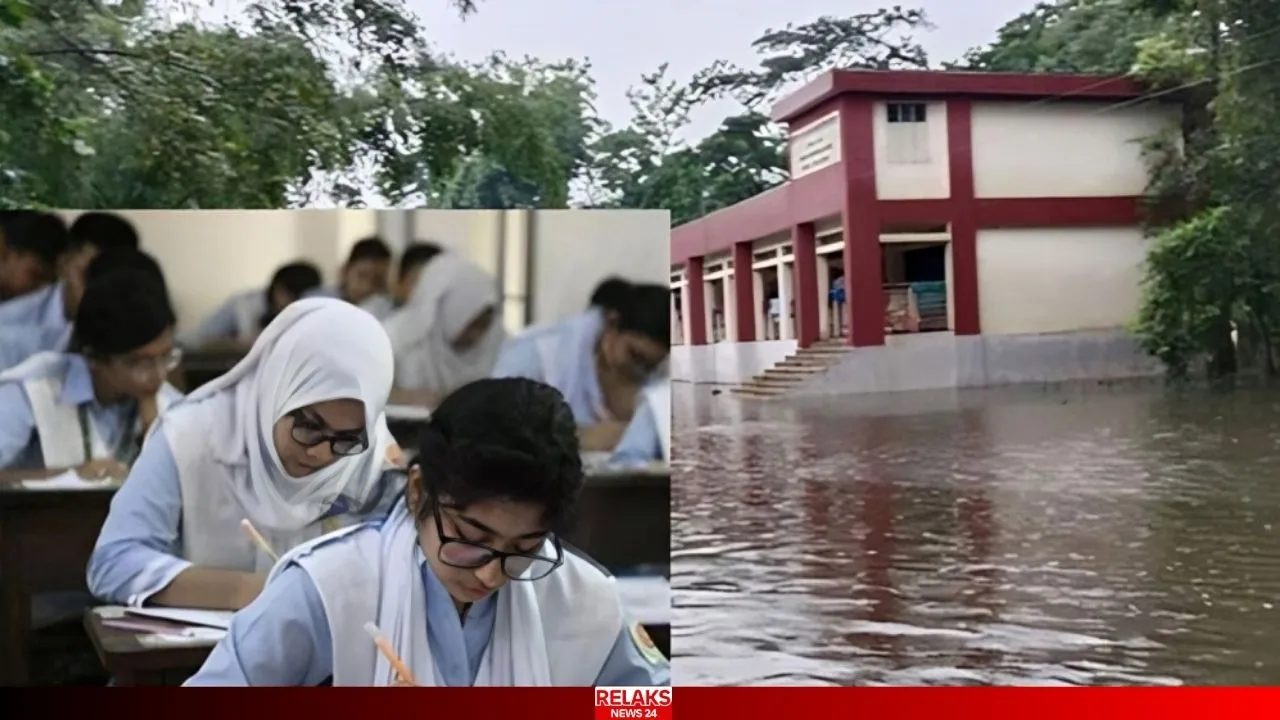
[406,0,1036,140]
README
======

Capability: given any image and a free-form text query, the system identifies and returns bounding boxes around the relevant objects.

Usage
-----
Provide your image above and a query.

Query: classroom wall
[60,210,377,330]
[530,210,671,325]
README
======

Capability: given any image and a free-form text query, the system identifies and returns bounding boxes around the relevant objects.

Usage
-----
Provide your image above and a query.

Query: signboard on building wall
[789,113,841,179]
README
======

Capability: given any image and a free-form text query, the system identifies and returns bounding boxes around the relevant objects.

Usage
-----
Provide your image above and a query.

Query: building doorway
[882,242,949,334]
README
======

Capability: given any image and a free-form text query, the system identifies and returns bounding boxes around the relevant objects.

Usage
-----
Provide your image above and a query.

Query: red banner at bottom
[9,686,1280,719]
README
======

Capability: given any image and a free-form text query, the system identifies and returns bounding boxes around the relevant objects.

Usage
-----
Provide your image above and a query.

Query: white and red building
[669,69,1180,393]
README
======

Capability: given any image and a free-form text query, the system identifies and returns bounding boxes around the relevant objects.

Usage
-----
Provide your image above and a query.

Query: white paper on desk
[136,628,227,648]
[616,576,671,626]
[20,470,118,490]
[386,404,431,421]
[125,607,234,630]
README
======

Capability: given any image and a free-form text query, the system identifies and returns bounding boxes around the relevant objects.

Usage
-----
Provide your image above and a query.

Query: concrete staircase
[731,338,851,399]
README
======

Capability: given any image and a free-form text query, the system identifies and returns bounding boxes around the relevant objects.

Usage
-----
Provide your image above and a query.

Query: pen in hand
[240,518,279,563]
[364,621,417,686]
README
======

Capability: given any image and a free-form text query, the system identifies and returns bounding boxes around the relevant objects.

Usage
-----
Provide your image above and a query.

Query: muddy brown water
[671,381,1280,685]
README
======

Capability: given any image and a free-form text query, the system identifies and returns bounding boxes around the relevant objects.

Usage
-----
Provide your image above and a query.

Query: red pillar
[947,99,980,335]
[686,255,708,345]
[839,97,884,347]
[732,241,756,342]
[792,223,820,348]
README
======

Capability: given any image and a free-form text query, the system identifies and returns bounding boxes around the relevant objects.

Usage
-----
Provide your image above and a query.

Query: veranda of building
[668,69,1181,393]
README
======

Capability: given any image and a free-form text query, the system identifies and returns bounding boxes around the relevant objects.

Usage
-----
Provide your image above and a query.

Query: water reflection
[671,382,1280,685]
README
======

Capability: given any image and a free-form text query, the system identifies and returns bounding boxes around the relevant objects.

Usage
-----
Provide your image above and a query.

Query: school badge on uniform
[629,622,667,666]
[594,686,673,720]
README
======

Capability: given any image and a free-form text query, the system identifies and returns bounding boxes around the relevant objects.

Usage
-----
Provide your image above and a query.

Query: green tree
[584,8,930,223]
[0,0,574,209]
[952,0,1169,74]
[1131,0,1280,378]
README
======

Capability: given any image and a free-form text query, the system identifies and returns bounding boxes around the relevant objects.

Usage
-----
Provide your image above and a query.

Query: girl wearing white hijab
[382,251,506,407]
[88,298,401,612]
[185,378,669,687]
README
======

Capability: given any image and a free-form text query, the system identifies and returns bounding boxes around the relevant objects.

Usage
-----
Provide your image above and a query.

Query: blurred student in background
[0,264,182,479]
[0,248,169,371]
[179,261,323,350]
[88,299,400,612]
[186,378,669,687]
[0,211,67,304]
[308,237,393,316]
[384,250,504,408]
[386,241,444,312]
[492,277,669,458]
[0,212,139,348]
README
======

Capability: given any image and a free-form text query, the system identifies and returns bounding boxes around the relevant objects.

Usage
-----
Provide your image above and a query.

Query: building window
[885,102,930,164]
[887,103,927,123]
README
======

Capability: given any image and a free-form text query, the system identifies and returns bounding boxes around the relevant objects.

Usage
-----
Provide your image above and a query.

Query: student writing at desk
[0,213,142,371]
[178,261,322,350]
[88,299,400,612]
[185,378,670,687]
[306,237,395,318]
[383,251,505,409]
[492,278,670,458]
[0,266,182,480]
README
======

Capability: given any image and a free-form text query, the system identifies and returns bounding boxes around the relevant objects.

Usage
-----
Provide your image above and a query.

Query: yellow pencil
[363,621,416,686]
[239,518,279,563]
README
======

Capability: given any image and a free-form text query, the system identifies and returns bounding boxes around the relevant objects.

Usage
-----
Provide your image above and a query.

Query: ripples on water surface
[671,382,1280,686]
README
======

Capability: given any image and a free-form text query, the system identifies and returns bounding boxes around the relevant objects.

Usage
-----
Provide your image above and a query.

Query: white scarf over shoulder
[159,298,395,569]
[382,252,506,397]
[276,500,624,686]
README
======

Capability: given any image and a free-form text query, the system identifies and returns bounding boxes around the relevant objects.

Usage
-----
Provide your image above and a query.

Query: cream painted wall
[976,227,1148,335]
[60,210,376,331]
[531,210,670,325]
[873,100,950,200]
[970,101,1179,199]
[410,210,503,275]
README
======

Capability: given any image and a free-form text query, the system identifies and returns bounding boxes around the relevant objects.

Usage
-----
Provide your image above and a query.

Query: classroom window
[884,103,930,164]
[887,103,927,123]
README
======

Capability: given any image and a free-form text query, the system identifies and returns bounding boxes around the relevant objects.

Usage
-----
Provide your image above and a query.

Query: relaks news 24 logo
[594,687,673,720]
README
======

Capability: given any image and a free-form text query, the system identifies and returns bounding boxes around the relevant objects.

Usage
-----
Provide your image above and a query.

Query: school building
[668,69,1179,396]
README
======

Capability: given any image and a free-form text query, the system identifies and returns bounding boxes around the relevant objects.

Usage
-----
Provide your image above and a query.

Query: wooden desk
[82,607,669,685]
[569,469,670,572]
[178,350,245,391]
[0,482,116,685]
[83,609,212,686]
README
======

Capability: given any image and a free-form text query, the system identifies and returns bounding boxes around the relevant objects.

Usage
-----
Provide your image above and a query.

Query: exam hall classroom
[0,208,672,686]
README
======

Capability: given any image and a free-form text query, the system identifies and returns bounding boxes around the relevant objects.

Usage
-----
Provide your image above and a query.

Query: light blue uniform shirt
[87,431,401,607]
[185,526,670,686]
[610,397,664,464]
[177,289,265,348]
[0,282,65,327]
[492,311,608,426]
[0,322,72,372]
[304,286,394,320]
[0,283,70,371]
[494,311,664,462]
[0,354,180,470]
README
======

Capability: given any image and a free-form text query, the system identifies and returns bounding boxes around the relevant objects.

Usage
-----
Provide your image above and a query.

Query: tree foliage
[0,0,578,208]
[581,8,932,225]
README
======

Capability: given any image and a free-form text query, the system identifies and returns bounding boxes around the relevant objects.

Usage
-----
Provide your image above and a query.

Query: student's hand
[390,677,418,687]
[138,393,160,434]
[233,572,268,610]
[75,459,130,481]
[579,420,629,452]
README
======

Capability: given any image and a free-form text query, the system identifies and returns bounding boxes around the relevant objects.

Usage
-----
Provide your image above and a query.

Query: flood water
[671,381,1280,686]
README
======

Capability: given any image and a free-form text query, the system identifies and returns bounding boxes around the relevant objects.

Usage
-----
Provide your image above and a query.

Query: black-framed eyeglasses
[114,347,183,378]
[288,409,369,456]
[431,499,563,581]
